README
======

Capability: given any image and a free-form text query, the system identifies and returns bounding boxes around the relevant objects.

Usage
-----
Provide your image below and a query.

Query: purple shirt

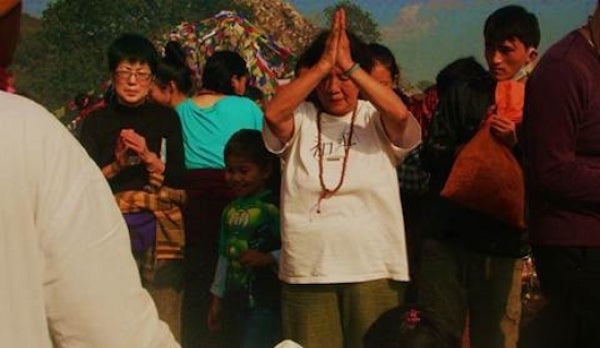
[523,30,600,246]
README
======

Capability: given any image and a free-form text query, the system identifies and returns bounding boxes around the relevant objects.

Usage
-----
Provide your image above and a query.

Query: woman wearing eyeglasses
[78,33,186,342]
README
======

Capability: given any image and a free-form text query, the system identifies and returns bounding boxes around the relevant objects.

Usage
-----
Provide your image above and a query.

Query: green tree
[13,0,251,110]
[323,0,381,43]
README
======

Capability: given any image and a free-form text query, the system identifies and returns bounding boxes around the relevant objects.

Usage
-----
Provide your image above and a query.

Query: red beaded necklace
[315,107,358,213]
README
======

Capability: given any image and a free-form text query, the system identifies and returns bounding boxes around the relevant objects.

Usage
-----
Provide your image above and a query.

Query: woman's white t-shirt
[264,100,421,284]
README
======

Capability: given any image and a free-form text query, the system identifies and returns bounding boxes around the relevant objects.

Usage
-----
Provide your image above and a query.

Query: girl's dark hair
[202,50,248,95]
[368,43,400,85]
[245,85,264,103]
[224,129,281,197]
[364,305,459,348]
[108,33,158,73]
[154,41,195,95]
[436,56,489,96]
[294,48,312,76]
[484,5,540,49]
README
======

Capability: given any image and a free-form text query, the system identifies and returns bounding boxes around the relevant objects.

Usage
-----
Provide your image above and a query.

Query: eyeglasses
[114,70,153,82]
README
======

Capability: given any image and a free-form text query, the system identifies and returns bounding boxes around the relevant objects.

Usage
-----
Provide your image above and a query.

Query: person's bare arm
[263,11,341,143]
[335,9,411,145]
[263,65,329,143]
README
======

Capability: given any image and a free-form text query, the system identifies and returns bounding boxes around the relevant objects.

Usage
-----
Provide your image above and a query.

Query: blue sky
[24,0,598,83]
[288,0,404,24]
[287,0,597,83]
[23,0,46,16]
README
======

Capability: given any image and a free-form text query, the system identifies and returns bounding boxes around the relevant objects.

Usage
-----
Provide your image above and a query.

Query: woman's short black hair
[107,33,158,73]
[202,50,248,95]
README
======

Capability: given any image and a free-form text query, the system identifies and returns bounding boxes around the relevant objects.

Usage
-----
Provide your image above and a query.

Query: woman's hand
[119,129,166,174]
[119,129,151,161]
[114,136,129,169]
[334,8,355,72]
[316,8,345,73]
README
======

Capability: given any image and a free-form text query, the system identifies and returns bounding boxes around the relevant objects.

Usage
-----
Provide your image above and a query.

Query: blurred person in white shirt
[0,91,180,347]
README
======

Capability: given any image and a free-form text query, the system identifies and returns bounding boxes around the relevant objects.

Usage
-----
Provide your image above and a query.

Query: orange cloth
[495,80,525,123]
[440,80,526,230]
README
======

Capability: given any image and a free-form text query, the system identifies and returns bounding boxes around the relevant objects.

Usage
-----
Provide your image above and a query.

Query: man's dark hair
[107,33,159,73]
[484,5,540,49]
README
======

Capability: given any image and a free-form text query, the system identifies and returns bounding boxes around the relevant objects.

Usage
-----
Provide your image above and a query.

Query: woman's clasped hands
[317,8,357,76]
[115,129,165,174]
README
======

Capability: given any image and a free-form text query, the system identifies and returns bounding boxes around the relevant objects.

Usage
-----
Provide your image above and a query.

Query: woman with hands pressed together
[112,128,166,177]
[263,9,421,348]
[81,34,185,191]
[79,33,186,342]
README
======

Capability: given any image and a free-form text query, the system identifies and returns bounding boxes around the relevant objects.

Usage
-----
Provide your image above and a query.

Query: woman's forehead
[116,60,151,70]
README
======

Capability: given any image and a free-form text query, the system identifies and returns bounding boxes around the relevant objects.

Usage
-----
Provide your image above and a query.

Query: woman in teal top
[151,41,195,108]
[153,47,263,168]
[175,94,262,169]
[152,47,264,348]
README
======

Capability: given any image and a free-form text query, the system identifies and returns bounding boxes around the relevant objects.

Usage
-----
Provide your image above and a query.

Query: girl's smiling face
[224,154,271,198]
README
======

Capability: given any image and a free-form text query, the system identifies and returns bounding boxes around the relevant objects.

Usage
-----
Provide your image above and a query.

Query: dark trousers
[181,169,234,348]
[417,239,522,348]
[519,246,600,348]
